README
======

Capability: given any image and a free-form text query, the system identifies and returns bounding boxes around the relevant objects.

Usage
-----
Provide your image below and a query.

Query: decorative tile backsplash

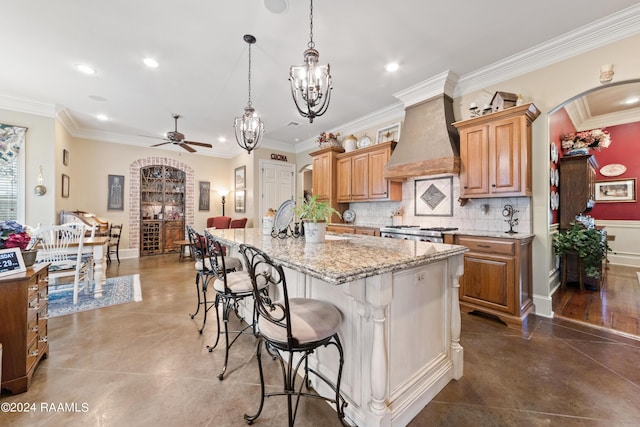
[347,174,531,233]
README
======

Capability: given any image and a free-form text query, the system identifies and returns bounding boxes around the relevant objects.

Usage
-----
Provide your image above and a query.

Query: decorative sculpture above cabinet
[453,103,540,200]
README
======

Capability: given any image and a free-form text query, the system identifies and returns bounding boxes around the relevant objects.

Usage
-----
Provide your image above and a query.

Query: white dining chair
[35,224,93,304]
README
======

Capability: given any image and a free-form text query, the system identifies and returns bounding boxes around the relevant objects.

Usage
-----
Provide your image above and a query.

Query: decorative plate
[550,167,555,186]
[554,191,560,210]
[550,142,559,164]
[600,163,627,177]
[273,199,294,232]
[357,135,371,149]
[550,191,557,210]
[554,168,559,187]
[343,209,356,224]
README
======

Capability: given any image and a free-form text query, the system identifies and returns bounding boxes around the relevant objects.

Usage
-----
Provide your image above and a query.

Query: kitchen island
[209,228,467,427]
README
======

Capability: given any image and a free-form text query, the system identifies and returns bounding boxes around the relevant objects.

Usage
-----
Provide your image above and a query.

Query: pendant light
[234,34,264,154]
[289,0,332,123]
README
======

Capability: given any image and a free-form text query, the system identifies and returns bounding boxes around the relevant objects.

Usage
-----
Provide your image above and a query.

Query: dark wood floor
[553,263,640,338]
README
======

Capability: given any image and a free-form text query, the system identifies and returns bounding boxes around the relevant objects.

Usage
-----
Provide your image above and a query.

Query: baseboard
[533,293,554,318]
[608,253,640,268]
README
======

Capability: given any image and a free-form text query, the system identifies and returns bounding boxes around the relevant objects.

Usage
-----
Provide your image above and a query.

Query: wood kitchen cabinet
[310,146,347,222]
[327,224,381,236]
[447,234,534,329]
[453,103,540,200]
[558,154,597,230]
[0,264,49,394]
[336,141,401,202]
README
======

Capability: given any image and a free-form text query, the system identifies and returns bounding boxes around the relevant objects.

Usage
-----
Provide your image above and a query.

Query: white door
[260,160,295,224]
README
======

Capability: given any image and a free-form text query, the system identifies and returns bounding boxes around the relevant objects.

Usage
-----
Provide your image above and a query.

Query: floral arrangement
[561,128,611,151]
[0,220,32,250]
[317,132,340,144]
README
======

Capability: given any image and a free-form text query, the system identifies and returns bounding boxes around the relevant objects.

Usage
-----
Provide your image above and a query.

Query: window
[0,124,27,221]
[0,158,18,219]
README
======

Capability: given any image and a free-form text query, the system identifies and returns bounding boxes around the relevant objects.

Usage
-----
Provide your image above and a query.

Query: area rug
[48,274,142,318]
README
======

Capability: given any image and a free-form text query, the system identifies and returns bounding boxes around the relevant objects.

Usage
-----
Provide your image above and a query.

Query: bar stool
[239,244,348,426]
[186,226,242,334]
[203,230,267,380]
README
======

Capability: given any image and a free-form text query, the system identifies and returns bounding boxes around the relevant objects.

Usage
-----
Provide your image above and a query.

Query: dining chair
[206,216,232,229]
[239,244,348,426]
[35,224,93,305]
[186,226,241,334]
[202,230,267,380]
[229,217,248,229]
[106,224,123,264]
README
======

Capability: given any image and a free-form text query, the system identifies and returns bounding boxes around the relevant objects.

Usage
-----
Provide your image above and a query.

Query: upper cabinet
[310,146,347,222]
[336,141,402,202]
[453,103,540,200]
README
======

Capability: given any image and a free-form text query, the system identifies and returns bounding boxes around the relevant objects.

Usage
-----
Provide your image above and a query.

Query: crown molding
[0,94,56,117]
[454,4,640,97]
[394,70,459,106]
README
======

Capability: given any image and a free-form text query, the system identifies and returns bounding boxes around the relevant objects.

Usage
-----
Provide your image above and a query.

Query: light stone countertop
[444,229,535,240]
[208,228,468,285]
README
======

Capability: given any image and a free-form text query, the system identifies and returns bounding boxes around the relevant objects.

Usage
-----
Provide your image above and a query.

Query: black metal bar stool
[239,244,348,426]
[202,230,267,380]
[186,226,241,334]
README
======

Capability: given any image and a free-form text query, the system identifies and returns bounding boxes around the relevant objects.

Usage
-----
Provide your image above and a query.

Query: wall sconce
[218,189,229,216]
[34,165,46,196]
[600,64,614,84]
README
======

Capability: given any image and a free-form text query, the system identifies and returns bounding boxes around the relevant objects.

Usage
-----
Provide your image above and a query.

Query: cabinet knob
[491,184,496,187]
[463,186,468,189]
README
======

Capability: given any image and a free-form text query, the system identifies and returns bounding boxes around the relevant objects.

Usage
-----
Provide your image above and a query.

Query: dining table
[68,236,110,298]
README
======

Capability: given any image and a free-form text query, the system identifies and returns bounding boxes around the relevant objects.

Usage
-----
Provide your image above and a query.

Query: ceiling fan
[150,114,213,153]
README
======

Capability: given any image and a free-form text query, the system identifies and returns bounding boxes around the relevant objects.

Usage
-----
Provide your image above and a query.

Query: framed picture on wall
[376,122,401,144]
[61,174,70,198]
[235,190,245,212]
[235,166,246,190]
[595,178,636,202]
[198,181,210,211]
[63,149,69,166]
[108,174,125,210]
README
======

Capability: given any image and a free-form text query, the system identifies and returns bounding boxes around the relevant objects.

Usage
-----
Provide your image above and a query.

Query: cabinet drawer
[457,236,515,255]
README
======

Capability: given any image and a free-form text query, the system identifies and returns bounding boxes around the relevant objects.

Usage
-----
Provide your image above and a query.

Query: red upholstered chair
[207,216,232,229]
[229,218,247,229]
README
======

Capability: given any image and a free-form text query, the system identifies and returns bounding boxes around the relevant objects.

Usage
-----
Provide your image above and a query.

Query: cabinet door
[460,125,489,196]
[312,153,331,200]
[164,221,184,253]
[336,157,353,202]
[368,147,390,199]
[460,252,515,314]
[489,117,521,194]
[351,152,369,200]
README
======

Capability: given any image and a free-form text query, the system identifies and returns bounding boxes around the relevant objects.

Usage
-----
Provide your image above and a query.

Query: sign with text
[0,248,27,278]
[270,153,288,162]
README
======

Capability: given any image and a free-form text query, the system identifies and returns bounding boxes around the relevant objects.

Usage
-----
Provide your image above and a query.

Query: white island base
[212,229,465,426]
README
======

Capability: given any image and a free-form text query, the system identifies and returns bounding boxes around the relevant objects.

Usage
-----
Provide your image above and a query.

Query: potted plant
[294,195,341,243]
[552,223,610,283]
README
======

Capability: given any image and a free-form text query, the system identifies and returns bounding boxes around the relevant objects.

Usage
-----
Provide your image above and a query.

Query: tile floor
[1,255,639,426]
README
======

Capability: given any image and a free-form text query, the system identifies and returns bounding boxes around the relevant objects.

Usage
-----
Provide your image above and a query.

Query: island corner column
[449,253,465,379]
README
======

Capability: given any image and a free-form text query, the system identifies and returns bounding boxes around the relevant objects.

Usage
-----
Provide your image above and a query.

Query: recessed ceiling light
[218,137,226,143]
[623,96,640,105]
[96,114,109,121]
[385,62,399,72]
[89,95,107,102]
[76,64,96,75]
[264,0,288,13]
[143,57,159,68]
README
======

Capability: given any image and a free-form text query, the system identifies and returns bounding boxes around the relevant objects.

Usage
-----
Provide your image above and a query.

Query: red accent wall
[589,121,640,220]
[549,108,576,225]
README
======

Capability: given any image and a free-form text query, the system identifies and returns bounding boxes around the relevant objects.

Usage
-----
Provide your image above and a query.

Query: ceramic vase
[304,221,327,243]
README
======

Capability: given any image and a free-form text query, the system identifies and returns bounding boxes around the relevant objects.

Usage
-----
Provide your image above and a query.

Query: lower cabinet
[450,234,534,329]
[0,264,49,394]
[327,224,381,236]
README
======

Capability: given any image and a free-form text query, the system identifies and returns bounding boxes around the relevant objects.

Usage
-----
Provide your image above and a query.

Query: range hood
[383,71,460,181]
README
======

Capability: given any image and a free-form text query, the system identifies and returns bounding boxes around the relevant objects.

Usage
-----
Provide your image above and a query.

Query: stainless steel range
[379,225,458,243]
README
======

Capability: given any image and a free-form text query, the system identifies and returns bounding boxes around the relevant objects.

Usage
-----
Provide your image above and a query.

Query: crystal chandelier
[234,34,264,154]
[289,0,332,123]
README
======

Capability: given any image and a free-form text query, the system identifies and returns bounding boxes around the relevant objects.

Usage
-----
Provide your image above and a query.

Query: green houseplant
[552,223,609,279]
[294,195,341,243]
